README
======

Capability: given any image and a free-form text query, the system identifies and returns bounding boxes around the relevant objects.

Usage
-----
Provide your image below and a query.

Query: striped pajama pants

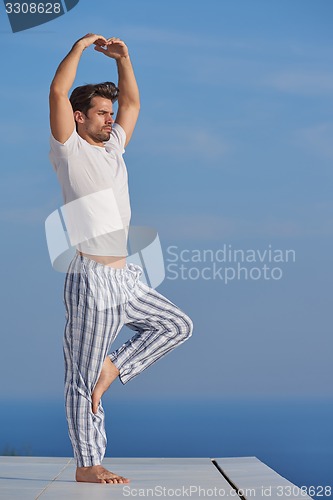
[63,253,193,468]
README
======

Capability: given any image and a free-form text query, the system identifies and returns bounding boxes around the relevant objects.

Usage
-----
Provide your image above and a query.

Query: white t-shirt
[49,123,131,256]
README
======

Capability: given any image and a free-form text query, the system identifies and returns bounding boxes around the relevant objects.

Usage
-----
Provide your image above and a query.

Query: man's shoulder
[50,128,82,159]
[50,127,79,145]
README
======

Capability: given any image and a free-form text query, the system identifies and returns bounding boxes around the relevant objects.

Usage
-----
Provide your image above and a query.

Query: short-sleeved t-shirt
[49,123,131,256]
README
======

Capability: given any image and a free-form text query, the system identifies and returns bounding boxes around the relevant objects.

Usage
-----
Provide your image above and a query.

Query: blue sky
[0,0,332,403]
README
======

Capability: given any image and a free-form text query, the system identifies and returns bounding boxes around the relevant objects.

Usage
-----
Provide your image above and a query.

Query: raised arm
[49,33,108,144]
[94,38,140,147]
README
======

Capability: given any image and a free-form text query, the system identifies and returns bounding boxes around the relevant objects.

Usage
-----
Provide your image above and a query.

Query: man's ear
[74,110,85,124]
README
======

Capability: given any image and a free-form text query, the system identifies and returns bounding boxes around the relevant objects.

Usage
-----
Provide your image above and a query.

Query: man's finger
[94,45,107,54]
[86,33,107,45]
[94,39,107,47]
[107,40,126,47]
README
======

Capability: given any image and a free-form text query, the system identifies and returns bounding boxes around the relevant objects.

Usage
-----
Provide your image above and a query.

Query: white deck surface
[0,456,312,500]
[215,457,312,499]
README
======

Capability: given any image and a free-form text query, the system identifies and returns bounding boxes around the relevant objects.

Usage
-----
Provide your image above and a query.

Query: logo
[45,192,166,290]
[3,0,80,33]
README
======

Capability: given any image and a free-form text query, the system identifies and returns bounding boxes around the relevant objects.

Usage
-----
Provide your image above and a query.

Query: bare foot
[76,465,130,484]
[92,357,119,414]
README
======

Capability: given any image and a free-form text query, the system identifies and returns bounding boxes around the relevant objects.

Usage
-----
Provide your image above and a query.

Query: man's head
[70,82,119,143]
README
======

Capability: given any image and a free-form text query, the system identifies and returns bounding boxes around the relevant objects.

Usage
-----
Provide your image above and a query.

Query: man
[49,34,193,484]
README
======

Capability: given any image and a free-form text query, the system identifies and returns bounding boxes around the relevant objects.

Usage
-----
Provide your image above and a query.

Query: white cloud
[134,122,229,162]
[263,70,333,95]
[116,25,333,98]
[294,122,333,159]
[138,207,333,241]
[121,24,333,61]
[187,54,333,97]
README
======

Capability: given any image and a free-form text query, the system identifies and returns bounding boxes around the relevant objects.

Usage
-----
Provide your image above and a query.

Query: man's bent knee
[177,312,193,342]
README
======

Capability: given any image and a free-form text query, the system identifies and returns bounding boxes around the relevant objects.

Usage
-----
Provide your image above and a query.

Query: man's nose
[106,115,114,124]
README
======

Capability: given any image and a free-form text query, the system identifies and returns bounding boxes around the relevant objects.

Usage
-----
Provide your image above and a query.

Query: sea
[0,398,332,499]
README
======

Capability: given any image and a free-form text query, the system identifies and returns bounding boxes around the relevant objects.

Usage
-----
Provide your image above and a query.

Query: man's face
[78,96,114,144]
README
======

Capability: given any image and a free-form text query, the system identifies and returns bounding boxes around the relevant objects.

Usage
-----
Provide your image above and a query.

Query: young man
[49,34,193,484]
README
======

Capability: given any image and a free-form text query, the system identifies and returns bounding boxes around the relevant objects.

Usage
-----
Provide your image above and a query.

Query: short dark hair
[69,81,119,115]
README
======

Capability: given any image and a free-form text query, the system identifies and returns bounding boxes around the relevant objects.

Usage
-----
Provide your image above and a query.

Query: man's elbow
[119,96,140,111]
[49,82,68,100]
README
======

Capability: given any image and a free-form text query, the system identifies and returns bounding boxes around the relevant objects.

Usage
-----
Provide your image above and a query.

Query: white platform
[0,456,312,499]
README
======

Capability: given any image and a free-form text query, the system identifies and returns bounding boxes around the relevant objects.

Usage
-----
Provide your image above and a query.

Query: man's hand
[94,37,129,59]
[75,33,108,51]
